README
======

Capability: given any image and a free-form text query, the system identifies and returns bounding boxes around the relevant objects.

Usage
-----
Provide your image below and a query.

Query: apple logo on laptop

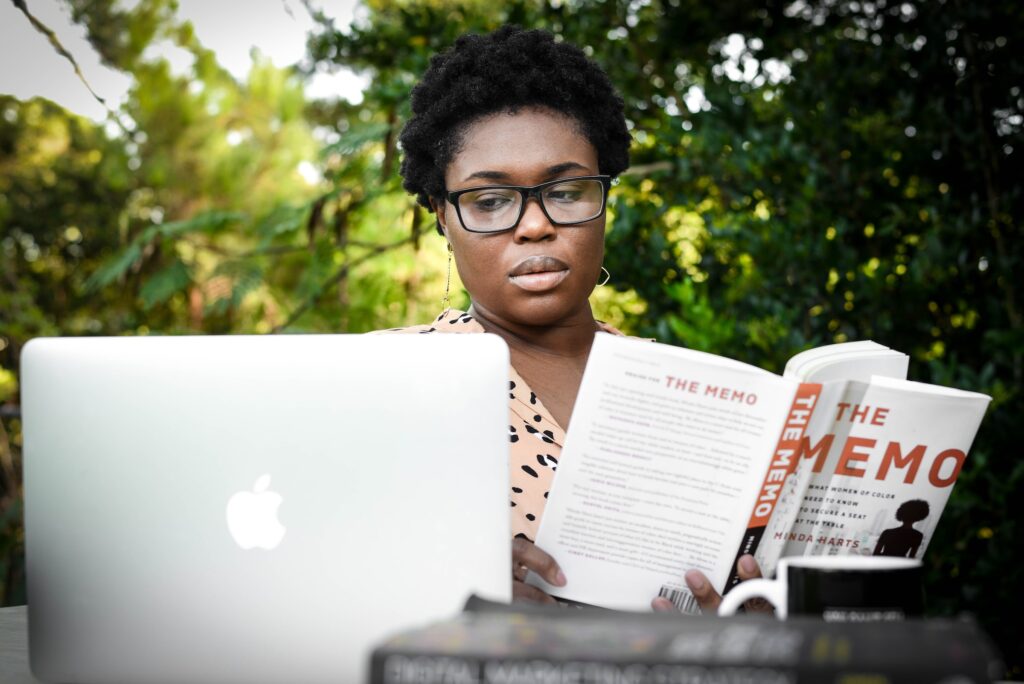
[226,474,286,550]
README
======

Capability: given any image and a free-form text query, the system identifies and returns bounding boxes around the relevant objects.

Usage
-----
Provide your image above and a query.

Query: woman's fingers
[684,569,721,614]
[736,554,762,581]
[667,557,770,614]
[651,596,676,612]
[511,538,566,588]
[513,579,560,604]
[736,554,773,614]
[510,538,565,605]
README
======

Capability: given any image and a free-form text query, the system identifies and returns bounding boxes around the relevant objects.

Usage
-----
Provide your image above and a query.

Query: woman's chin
[484,296,593,330]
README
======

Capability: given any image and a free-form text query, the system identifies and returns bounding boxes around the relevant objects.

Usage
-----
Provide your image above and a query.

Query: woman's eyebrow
[544,161,588,177]
[462,170,511,182]
[462,161,589,183]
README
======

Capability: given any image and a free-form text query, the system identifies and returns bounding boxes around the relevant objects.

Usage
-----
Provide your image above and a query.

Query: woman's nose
[513,198,556,242]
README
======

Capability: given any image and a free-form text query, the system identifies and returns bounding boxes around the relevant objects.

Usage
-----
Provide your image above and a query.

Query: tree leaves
[319,121,392,158]
[156,210,246,239]
[84,210,245,294]
[139,257,190,310]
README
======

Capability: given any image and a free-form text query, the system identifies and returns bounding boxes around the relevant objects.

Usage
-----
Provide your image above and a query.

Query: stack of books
[370,598,1003,683]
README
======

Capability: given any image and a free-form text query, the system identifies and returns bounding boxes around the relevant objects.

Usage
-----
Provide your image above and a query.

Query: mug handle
[718,578,787,618]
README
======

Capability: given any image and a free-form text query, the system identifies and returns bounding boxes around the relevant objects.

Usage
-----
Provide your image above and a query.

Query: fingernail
[684,570,706,594]
[740,555,757,574]
[555,569,567,587]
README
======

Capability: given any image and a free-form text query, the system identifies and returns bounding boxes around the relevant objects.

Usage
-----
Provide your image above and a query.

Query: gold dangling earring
[441,243,453,314]
[598,266,611,286]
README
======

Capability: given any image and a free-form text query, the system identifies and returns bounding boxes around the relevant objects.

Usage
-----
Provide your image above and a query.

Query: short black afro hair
[399,26,631,220]
[896,499,930,523]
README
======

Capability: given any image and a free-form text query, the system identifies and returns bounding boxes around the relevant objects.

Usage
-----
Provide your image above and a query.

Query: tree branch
[271,234,417,333]
[10,0,131,136]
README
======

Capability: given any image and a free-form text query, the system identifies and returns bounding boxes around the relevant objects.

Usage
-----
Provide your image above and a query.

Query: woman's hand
[512,537,567,604]
[651,554,774,615]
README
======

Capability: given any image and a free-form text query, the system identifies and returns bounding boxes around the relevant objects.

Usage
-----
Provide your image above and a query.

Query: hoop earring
[597,266,611,287]
[441,243,453,313]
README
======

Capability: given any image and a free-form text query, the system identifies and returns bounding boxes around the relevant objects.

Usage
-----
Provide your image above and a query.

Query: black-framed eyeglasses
[445,175,611,234]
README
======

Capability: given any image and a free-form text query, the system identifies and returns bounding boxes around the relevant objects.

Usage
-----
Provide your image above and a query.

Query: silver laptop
[21,333,512,683]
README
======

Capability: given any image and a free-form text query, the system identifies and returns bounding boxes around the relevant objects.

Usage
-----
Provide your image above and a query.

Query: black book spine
[371,651,998,684]
[372,653,803,684]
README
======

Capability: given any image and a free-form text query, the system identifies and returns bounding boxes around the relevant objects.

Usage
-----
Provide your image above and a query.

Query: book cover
[753,343,912,577]
[781,376,990,560]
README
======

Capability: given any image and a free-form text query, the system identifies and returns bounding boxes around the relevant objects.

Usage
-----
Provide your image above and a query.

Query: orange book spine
[724,382,822,592]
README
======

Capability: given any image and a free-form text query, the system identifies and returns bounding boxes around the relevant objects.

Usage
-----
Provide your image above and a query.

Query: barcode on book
[658,585,700,615]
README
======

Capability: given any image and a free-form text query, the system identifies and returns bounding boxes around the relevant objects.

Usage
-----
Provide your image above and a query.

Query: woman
[387,26,766,612]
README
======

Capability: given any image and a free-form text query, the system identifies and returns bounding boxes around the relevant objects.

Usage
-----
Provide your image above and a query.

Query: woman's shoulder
[369,309,485,335]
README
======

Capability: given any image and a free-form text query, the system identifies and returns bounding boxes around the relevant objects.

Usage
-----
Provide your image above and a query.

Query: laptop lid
[21,333,512,683]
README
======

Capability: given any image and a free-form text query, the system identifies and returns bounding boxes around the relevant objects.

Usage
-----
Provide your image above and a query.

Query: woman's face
[435,107,606,329]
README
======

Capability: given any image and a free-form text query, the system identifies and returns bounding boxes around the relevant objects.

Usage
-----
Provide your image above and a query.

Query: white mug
[719,555,923,620]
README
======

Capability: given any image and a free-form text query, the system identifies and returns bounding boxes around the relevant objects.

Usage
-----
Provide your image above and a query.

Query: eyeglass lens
[458,178,605,232]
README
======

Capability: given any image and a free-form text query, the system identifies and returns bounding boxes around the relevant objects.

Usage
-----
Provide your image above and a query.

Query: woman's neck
[467,302,599,360]
[468,302,598,429]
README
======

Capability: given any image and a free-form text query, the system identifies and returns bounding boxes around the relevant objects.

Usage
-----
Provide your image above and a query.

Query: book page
[783,342,908,383]
[784,341,889,379]
[529,335,798,612]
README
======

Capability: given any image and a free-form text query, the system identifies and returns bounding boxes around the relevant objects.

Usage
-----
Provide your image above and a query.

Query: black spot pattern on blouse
[370,308,639,543]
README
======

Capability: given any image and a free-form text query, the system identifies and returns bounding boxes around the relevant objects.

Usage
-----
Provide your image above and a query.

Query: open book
[527,336,990,613]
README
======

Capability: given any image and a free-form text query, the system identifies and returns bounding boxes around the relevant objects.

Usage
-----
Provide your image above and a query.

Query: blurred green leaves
[139,258,191,310]
[0,370,16,405]
[84,210,245,293]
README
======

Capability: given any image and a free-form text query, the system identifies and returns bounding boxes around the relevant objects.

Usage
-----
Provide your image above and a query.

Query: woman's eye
[547,188,583,203]
[469,194,515,212]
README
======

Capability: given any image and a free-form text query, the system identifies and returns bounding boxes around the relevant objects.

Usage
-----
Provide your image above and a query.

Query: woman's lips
[510,270,570,291]
[508,256,570,292]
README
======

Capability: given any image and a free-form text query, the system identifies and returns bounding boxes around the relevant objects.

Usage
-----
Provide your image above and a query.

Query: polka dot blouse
[375,308,629,542]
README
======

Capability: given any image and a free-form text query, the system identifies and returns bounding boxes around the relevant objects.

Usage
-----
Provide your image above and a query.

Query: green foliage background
[1,0,1021,675]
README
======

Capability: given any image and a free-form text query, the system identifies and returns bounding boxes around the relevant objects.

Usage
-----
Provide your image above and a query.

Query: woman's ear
[429,197,449,238]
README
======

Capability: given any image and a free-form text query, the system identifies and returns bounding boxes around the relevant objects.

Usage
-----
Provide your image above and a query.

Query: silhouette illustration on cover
[873,499,930,558]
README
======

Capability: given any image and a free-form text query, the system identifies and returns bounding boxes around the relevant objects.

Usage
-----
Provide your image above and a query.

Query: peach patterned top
[375,308,628,542]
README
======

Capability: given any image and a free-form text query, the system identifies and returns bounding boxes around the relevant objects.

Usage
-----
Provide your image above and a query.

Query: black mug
[718,556,923,621]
